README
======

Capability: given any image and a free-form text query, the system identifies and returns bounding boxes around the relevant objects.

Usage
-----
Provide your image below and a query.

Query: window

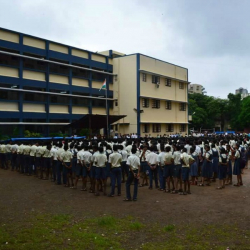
[165,78,171,87]
[142,73,147,82]
[180,124,186,132]
[50,95,69,104]
[92,95,106,107]
[49,59,69,75]
[23,58,47,71]
[179,82,184,89]
[0,90,18,100]
[23,87,46,102]
[196,86,199,91]
[152,75,160,84]
[142,98,149,108]
[179,103,186,111]
[92,67,106,81]
[115,100,118,106]
[72,96,89,106]
[153,124,161,133]
[166,124,174,132]
[72,63,89,78]
[0,54,19,67]
[152,99,160,109]
[143,124,150,133]
[166,101,171,110]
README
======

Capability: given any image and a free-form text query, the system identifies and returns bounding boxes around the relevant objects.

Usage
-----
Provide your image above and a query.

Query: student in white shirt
[108,145,122,197]
[94,147,107,196]
[171,145,182,194]
[120,145,128,182]
[139,145,150,186]
[81,145,92,191]
[146,146,159,190]
[124,147,140,201]
[158,144,166,191]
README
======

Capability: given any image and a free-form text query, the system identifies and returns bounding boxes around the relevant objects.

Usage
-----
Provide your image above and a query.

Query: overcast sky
[0,0,249,98]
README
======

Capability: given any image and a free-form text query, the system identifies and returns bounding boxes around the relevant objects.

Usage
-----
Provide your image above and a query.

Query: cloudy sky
[0,0,249,98]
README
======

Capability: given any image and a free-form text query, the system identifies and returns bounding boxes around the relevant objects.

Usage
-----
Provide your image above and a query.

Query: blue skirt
[218,165,227,180]
[201,160,212,178]
[233,159,241,175]
[212,157,219,173]
[227,160,232,176]
[190,162,198,177]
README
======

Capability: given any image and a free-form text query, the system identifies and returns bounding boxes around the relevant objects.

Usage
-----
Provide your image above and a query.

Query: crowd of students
[0,135,249,201]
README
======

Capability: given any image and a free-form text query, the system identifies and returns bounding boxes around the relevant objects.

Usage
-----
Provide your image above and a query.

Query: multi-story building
[235,87,249,99]
[188,83,204,94]
[0,27,189,137]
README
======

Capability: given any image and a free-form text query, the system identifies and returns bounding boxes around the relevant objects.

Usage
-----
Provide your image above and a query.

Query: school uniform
[227,150,233,176]
[11,144,18,171]
[29,145,37,175]
[121,149,129,179]
[158,151,166,190]
[50,146,58,181]
[43,148,52,170]
[218,154,228,180]
[5,144,12,166]
[164,152,173,179]
[75,150,84,177]
[139,150,150,174]
[126,154,140,200]
[190,152,198,177]
[201,150,212,178]
[82,151,92,177]
[17,144,24,173]
[23,145,31,174]
[105,149,113,178]
[172,151,182,179]
[181,152,194,181]
[56,147,65,185]
[61,150,73,175]
[233,150,241,175]
[70,148,78,175]
[146,152,159,189]
[95,152,107,180]
[212,148,219,177]
[0,144,7,169]
[109,151,122,195]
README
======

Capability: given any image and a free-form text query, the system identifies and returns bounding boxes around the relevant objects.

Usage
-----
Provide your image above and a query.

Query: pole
[106,86,109,138]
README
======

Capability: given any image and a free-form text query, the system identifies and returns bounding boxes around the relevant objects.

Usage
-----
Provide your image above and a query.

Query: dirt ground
[1,166,250,230]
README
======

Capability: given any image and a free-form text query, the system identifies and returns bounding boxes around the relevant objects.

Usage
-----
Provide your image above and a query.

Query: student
[199,145,213,186]
[139,145,149,186]
[74,145,84,189]
[11,142,18,171]
[225,144,233,185]
[0,143,7,170]
[29,142,37,176]
[50,142,58,182]
[120,145,128,183]
[190,147,198,185]
[23,143,31,175]
[181,148,194,195]
[94,147,108,196]
[90,145,99,193]
[55,142,65,185]
[158,144,166,191]
[81,145,92,191]
[217,147,228,189]
[124,147,140,201]
[211,144,219,181]
[146,146,159,190]
[164,146,173,192]
[233,143,243,187]
[171,145,182,194]
[108,145,122,197]
[43,143,52,180]
[61,144,73,187]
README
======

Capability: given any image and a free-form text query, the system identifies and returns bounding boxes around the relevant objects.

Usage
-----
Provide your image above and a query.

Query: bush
[24,130,42,138]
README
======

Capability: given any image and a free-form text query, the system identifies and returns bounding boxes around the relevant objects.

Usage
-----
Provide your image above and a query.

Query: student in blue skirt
[233,143,243,187]
[164,146,173,192]
[211,143,219,182]
[199,145,212,186]
[225,144,233,185]
[217,147,228,189]
[190,147,198,185]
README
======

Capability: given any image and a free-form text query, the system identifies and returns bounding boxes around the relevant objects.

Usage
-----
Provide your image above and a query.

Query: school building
[0,27,189,137]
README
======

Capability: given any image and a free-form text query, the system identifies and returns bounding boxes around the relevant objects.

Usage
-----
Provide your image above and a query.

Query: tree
[238,96,250,129]
[227,93,242,130]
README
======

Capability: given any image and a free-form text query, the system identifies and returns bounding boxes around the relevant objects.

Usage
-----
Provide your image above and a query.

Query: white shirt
[109,151,122,168]
[181,152,194,167]
[158,152,166,166]
[121,150,128,162]
[126,154,140,170]
[82,151,92,165]
[51,147,58,161]
[125,145,132,155]
[146,152,158,165]
[172,151,181,165]
[94,152,107,167]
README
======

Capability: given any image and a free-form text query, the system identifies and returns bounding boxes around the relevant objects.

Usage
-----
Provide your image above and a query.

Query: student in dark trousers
[124,147,141,201]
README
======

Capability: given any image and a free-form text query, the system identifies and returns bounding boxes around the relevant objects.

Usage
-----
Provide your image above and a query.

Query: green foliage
[189,93,247,131]
[24,130,42,138]
[163,224,175,232]
[238,96,250,128]
[79,128,90,136]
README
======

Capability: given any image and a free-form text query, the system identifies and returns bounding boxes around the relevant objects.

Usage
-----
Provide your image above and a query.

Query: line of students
[0,136,249,200]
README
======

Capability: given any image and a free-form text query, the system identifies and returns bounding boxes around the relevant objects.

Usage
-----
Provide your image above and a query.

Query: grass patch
[1,213,250,250]
[163,224,175,232]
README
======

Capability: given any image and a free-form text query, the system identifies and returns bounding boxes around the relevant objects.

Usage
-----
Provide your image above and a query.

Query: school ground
[1,168,250,250]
